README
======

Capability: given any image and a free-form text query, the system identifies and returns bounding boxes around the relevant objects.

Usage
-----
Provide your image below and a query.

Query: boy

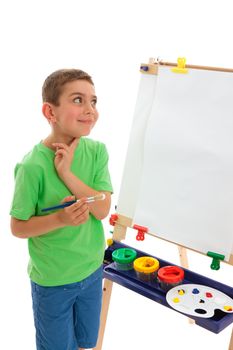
[10,69,113,350]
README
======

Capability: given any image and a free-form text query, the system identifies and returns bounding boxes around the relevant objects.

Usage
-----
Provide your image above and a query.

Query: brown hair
[42,69,94,106]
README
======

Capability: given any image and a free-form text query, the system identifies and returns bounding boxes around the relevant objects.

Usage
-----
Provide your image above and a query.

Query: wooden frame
[111,214,233,265]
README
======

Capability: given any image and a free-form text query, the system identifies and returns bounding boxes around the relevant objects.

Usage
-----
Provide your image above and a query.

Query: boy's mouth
[77,119,93,124]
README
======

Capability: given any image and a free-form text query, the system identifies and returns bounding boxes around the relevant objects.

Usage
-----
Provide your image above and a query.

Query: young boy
[10,69,113,350]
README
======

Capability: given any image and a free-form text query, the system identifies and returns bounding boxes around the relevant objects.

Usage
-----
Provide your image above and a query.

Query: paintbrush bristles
[85,193,106,203]
[94,193,106,201]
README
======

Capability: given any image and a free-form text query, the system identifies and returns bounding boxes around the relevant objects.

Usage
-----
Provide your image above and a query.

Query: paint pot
[112,248,137,271]
[157,265,184,292]
[133,256,160,282]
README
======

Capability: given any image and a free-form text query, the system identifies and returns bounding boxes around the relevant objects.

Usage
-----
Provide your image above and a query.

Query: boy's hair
[42,69,94,106]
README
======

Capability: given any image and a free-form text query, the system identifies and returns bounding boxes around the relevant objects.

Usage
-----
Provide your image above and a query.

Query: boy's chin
[71,131,91,138]
[80,130,92,137]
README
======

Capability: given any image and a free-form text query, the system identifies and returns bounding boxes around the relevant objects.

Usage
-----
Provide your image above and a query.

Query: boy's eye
[74,97,82,104]
[91,99,97,107]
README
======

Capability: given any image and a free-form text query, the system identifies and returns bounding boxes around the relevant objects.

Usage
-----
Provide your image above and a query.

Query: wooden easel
[95,59,233,350]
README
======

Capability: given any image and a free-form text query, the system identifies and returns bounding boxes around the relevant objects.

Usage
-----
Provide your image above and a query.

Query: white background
[0,0,233,349]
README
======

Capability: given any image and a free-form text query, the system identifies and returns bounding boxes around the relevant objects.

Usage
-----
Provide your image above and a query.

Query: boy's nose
[84,102,95,114]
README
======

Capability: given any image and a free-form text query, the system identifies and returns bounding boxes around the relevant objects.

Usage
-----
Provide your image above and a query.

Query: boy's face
[50,80,98,139]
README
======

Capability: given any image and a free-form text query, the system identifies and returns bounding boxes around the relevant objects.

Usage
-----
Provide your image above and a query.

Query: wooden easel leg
[95,217,129,349]
[178,245,189,268]
[178,246,195,325]
[95,279,113,350]
[229,327,233,350]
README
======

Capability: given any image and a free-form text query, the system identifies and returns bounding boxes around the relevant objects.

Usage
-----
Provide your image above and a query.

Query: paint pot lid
[112,248,137,264]
[133,256,160,273]
[158,265,184,283]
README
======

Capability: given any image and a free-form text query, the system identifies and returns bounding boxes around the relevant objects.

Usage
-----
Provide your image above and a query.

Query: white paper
[133,66,233,260]
[117,73,158,217]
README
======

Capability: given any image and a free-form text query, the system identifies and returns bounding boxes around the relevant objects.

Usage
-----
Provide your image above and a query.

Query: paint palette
[166,284,233,318]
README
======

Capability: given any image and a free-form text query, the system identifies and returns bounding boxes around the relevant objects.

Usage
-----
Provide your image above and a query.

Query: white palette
[166,284,233,318]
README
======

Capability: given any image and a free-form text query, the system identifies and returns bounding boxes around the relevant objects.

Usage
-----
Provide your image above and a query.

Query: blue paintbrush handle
[41,200,76,212]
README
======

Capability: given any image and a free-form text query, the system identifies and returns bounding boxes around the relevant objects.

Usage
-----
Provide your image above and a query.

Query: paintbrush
[41,193,106,212]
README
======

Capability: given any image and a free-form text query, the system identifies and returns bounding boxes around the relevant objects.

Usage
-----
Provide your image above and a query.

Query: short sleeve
[10,162,41,220]
[93,143,113,193]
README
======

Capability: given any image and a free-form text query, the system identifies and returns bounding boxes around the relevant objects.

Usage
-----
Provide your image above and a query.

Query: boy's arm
[53,140,111,220]
[57,171,111,220]
[11,198,89,238]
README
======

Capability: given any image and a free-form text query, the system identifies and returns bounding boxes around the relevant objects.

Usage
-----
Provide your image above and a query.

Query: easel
[96,59,233,350]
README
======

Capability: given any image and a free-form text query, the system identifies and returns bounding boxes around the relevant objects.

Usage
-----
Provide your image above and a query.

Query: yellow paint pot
[133,256,160,282]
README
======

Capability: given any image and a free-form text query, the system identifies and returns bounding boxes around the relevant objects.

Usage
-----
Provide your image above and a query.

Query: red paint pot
[158,265,184,292]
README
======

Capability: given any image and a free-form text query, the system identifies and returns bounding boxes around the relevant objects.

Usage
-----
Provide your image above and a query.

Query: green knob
[207,251,225,270]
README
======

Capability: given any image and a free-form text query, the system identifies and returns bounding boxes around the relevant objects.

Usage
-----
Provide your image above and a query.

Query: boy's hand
[57,196,89,226]
[52,138,79,179]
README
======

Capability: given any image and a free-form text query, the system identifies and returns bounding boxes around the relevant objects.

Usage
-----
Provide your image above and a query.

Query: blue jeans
[31,266,103,350]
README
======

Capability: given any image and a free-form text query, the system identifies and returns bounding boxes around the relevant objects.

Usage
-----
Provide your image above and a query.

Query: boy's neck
[42,134,80,149]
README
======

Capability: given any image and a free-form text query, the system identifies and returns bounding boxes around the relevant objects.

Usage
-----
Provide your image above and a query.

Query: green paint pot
[112,248,137,271]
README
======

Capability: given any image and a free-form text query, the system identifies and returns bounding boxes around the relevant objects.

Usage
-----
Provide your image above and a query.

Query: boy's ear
[42,103,56,123]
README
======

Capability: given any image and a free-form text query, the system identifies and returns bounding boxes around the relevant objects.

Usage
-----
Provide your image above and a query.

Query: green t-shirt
[10,137,113,286]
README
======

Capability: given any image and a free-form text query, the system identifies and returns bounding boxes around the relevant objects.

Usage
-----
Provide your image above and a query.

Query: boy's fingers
[52,143,69,151]
[61,195,75,204]
[75,205,89,219]
[73,207,89,224]
[55,149,68,156]
[65,199,87,214]
[73,200,88,211]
